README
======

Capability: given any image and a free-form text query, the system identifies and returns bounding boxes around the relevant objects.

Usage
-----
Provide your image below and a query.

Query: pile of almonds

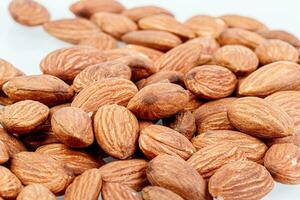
[1,0,300,199]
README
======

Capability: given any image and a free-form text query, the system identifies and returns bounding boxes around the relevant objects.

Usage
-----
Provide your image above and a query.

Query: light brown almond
[79,32,118,50]
[123,44,164,62]
[0,94,14,106]
[0,141,9,164]
[220,14,268,31]
[0,59,24,88]
[0,128,27,156]
[122,6,173,22]
[0,166,23,199]
[258,29,300,47]
[16,184,56,200]
[142,186,184,200]
[101,182,142,200]
[103,48,148,60]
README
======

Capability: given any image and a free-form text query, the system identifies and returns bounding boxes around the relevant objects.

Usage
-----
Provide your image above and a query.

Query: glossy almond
[123,44,164,61]
[0,58,24,88]
[0,141,9,164]
[16,184,56,200]
[142,186,184,200]
[220,14,267,31]
[0,128,26,156]
[122,6,173,22]
[258,29,300,47]
[127,83,189,120]
[0,166,23,199]
[101,182,142,200]
[209,161,274,200]
[79,32,117,50]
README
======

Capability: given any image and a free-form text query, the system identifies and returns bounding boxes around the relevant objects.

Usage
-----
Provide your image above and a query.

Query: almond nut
[16,184,56,200]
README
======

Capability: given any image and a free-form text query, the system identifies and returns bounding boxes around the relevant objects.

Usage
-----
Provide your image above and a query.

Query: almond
[22,131,59,150]
[123,44,164,62]
[101,182,142,200]
[184,90,204,111]
[16,184,56,200]
[79,32,118,50]
[138,120,154,131]
[220,14,267,31]
[0,58,24,88]
[209,160,274,200]
[0,94,14,106]
[258,29,300,47]
[0,166,23,199]
[0,141,9,164]
[122,6,173,22]
[142,186,184,200]
[104,48,147,60]
[0,128,27,156]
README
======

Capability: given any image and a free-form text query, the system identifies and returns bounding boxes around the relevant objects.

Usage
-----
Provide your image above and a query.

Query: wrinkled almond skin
[79,32,118,50]
[0,128,26,156]
[123,44,164,62]
[139,125,196,159]
[147,154,210,200]
[184,65,237,99]
[22,131,59,150]
[209,161,274,200]
[64,168,102,200]
[101,182,142,200]
[2,75,74,106]
[16,184,56,200]
[122,6,173,22]
[99,159,148,191]
[187,143,246,178]
[11,152,73,194]
[0,141,9,164]
[94,104,139,159]
[9,0,50,26]
[40,46,106,83]
[142,186,184,200]
[127,83,189,120]
[0,100,49,134]
[0,166,23,199]
[0,59,24,88]
[258,29,300,47]
[220,14,267,31]
[192,130,268,163]
[72,78,138,113]
[51,107,94,148]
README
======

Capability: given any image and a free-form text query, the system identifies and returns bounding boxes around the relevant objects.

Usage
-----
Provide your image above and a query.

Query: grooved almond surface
[0,59,24,88]
[209,161,274,200]
[16,184,56,200]
[0,141,9,164]
[123,44,164,62]
[122,6,173,22]
[79,32,118,50]
[101,182,142,200]
[94,104,139,159]
[9,0,50,26]
[258,30,300,47]
[220,14,267,31]
[0,128,26,156]
[139,125,196,159]
[0,166,23,199]
[71,78,138,113]
[142,186,184,200]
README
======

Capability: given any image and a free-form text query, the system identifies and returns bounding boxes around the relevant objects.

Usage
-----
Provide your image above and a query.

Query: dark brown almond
[101,182,142,200]
[122,6,173,22]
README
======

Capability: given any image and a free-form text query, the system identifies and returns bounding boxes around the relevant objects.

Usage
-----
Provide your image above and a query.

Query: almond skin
[22,131,59,150]
[264,143,300,184]
[228,97,295,138]
[220,14,267,31]
[184,90,204,111]
[94,104,139,159]
[16,184,56,200]
[142,186,184,200]
[258,29,300,47]
[127,83,189,120]
[209,160,274,200]
[101,182,142,200]
[122,6,173,22]
[0,141,9,164]
[0,166,23,199]
[0,58,24,88]
[0,128,27,156]
[79,32,118,50]
[123,44,164,62]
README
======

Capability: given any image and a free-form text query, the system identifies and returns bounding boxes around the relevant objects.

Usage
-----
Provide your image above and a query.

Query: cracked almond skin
[51,107,94,148]
[36,143,101,175]
[0,166,23,199]
[238,61,300,97]
[71,78,138,113]
[255,39,299,65]
[127,83,189,120]
[192,130,268,163]
[101,182,142,200]
[147,154,210,200]
[139,125,196,160]
[73,61,132,92]
[99,159,148,191]
[0,141,9,164]
[209,160,274,200]
[0,59,24,88]
[187,143,246,178]
[22,131,59,150]
[40,46,106,83]
[123,44,164,62]
[228,97,294,138]
[0,100,49,134]
[213,45,259,76]
[184,65,237,99]
[142,186,184,200]
[11,152,73,194]
[16,184,56,200]
[94,104,139,159]
[43,18,100,44]
[79,32,118,50]
[122,30,182,51]
[258,29,300,47]
[64,168,102,200]
[264,143,300,184]
[0,128,26,156]
[122,6,173,22]
[9,0,50,26]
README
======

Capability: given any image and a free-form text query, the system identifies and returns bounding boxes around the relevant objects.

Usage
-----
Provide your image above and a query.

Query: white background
[1,0,300,199]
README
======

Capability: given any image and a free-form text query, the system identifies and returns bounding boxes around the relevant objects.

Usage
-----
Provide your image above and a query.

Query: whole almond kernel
[16,184,56,200]
[184,65,237,99]
[94,104,139,159]
[147,154,210,200]
[79,32,118,50]
[213,45,259,76]
[187,143,246,178]
[228,97,294,138]
[123,44,164,62]
[209,160,274,200]
[51,107,94,148]
[264,143,300,184]
[255,39,299,65]
[40,46,106,83]
[22,131,59,150]
[101,182,142,200]
[9,0,50,26]
[0,128,27,156]
[11,152,73,194]
[0,59,24,88]
[64,168,102,200]
[43,18,100,44]
[99,159,148,191]
[238,61,300,97]
[0,166,23,199]
[127,83,189,120]
[0,140,9,164]
[258,29,300,47]
[139,125,196,160]
[71,78,138,113]
[36,143,101,175]
[122,6,173,22]
[142,186,184,200]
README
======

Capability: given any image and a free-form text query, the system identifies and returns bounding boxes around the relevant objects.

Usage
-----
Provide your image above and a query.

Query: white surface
[0,0,300,199]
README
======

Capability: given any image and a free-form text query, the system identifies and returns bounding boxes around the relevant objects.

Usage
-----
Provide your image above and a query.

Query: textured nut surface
[16,184,56,200]
[220,14,267,31]
[22,131,59,150]
[0,59,24,88]
[142,186,184,200]
[0,128,26,156]
[101,182,142,200]
[122,6,173,22]
[123,44,164,62]
[0,141,9,164]
[0,166,23,199]
[258,30,300,47]
[79,32,118,50]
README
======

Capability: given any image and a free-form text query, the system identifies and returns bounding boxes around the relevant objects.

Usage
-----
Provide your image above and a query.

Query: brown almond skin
[101,182,142,200]
[184,90,203,111]
[123,44,164,62]
[142,186,184,200]
[127,83,189,120]
[264,143,300,184]
[122,6,173,22]
[103,48,147,61]
[0,59,24,88]
[0,94,14,106]
[94,104,139,159]
[0,128,27,156]
[258,29,300,47]
[228,97,295,138]
[139,125,196,160]
[22,131,59,150]
[147,154,211,200]
[16,184,56,200]
[220,14,267,31]
[64,168,102,200]
[0,141,9,164]
[99,159,148,191]
[0,166,23,199]
[209,161,274,200]
[79,32,118,50]
[2,75,74,106]
[51,107,94,148]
